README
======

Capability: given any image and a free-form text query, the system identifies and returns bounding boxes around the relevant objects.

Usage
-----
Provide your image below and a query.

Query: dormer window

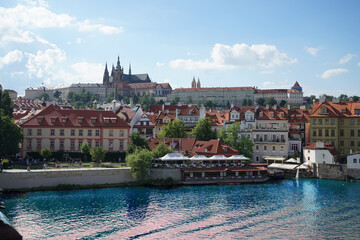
[355,109,360,115]
[259,113,263,117]
[111,118,117,123]
[320,107,329,115]
[224,147,228,152]
[51,118,56,123]
[341,109,346,113]
[78,117,84,123]
[104,118,110,123]
[280,113,284,118]
[270,113,274,118]
[91,117,97,123]
[61,117,67,123]
[37,117,43,123]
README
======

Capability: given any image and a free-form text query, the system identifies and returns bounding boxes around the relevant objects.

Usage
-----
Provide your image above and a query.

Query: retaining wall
[314,163,347,180]
[347,168,360,180]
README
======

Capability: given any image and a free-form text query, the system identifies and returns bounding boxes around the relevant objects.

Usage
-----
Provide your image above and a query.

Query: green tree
[279,100,287,107]
[242,98,248,106]
[80,142,90,161]
[338,94,349,101]
[352,96,359,101]
[90,146,106,163]
[171,96,180,105]
[185,96,193,105]
[0,90,13,117]
[265,97,277,106]
[310,95,317,102]
[126,148,153,180]
[127,131,149,154]
[139,94,155,111]
[152,142,173,159]
[40,147,52,160]
[255,98,265,106]
[226,101,231,109]
[106,91,123,103]
[247,99,252,106]
[191,117,216,141]
[157,99,165,105]
[0,115,23,158]
[158,119,186,138]
[236,136,254,159]
[38,92,50,101]
[54,90,61,99]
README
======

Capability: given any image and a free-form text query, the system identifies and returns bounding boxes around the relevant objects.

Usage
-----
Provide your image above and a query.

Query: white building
[347,153,360,169]
[303,142,337,164]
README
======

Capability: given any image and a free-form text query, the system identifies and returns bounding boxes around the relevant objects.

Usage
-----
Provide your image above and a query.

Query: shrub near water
[126,148,152,180]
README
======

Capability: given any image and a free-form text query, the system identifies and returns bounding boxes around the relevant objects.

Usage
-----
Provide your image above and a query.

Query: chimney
[287,104,291,110]
[349,97,353,102]
[273,105,277,110]
[175,108,179,119]
[319,97,325,104]
[266,104,269,109]
[162,104,165,111]
[332,98,339,104]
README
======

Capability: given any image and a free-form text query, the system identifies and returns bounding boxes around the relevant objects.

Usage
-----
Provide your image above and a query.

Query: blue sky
[0,0,359,97]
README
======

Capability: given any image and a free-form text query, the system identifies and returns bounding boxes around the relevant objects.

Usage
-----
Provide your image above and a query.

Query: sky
[0,0,360,97]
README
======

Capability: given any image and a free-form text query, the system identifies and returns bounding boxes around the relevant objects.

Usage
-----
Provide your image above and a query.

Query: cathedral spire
[116,55,121,70]
[129,63,132,75]
[103,62,109,85]
[191,76,196,88]
[197,77,201,88]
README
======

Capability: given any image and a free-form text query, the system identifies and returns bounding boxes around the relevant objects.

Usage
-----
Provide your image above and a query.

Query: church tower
[191,77,196,88]
[103,63,109,86]
[197,77,201,88]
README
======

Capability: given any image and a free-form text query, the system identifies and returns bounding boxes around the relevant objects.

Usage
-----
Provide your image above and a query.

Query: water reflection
[124,187,150,223]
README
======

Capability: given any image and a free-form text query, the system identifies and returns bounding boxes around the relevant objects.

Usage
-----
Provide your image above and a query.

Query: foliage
[185,96,193,104]
[0,115,23,158]
[310,95,317,102]
[105,151,127,162]
[90,146,106,163]
[319,94,334,101]
[255,98,265,106]
[204,100,217,108]
[352,96,359,101]
[26,151,42,160]
[265,97,277,106]
[152,142,173,159]
[242,98,248,106]
[171,96,180,105]
[0,90,13,117]
[80,142,90,161]
[279,100,287,107]
[191,117,217,141]
[291,150,300,159]
[106,91,123,103]
[157,99,165,105]
[38,92,50,101]
[226,101,231,109]
[139,94,156,111]
[127,131,149,154]
[54,90,62,99]
[40,148,52,160]
[67,89,99,109]
[126,148,153,180]
[131,95,139,104]
[247,99,252,106]
[218,122,254,158]
[158,119,186,138]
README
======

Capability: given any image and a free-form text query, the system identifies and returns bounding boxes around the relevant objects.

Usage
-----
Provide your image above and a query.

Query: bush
[1,159,11,169]
[105,151,127,162]
[26,151,41,159]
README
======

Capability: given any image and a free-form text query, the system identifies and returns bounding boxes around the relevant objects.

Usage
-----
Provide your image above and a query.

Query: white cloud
[321,68,349,79]
[76,38,82,44]
[156,62,165,67]
[263,81,275,87]
[10,71,25,77]
[305,47,319,56]
[339,54,356,64]
[0,50,23,68]
[0,1,123,45]
[170,43,297,70]
[25,46,66,79]
[52,62,103,85]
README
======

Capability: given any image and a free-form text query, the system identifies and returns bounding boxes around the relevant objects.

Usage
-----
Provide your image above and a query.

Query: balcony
[254,138,286,143]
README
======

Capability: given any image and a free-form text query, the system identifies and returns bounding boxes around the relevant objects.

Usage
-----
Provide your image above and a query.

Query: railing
[253,139,286,143]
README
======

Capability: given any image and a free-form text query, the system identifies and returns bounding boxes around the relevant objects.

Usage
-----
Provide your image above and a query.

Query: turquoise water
[1,179,360,239]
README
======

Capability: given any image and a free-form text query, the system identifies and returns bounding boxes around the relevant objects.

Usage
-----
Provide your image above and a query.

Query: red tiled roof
[21,104,130,128]
[128,82,157,89]
[193,139,238,156]
[149,138,196,152]
[174,87,254,91]
[206,111,230,126]
[311,101,360,118]
[150,105,178,113]
[288,109,311,123]
[303,142,338,156]
[256,107,288,120]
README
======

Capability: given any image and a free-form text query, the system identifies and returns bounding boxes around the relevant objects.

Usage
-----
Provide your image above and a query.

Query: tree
[40,147,52,160]
[279,100,287,107]
[171,96,180,105]
[158,119,186,138]
[191,117,216,141]
[185,96,193,105]
[247,99,252,106]
[157,99,165,105]
[352,96,359,101]
[106,91,123,103]
[226,101,231,109]
[217,122,254,158]
[139,94,155,111]
[255,98,265,106]
[152,142,173,159]
[338,94,349,101]
[127,131,149,154]
[0,90,13,117]
[265,97,277,106]
[80,142,90,161]
[126,148,153,180]
[90,146,106,163]
[242,98,248,106]
[54,90,62,100]
[39,92,50,101]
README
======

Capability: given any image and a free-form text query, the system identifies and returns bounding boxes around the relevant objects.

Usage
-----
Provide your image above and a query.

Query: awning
[209,155,229,161]
[268,163,298,170]
[263,156,286,161]
[230,167,268,172]
[227,155,251,161]
[285,158,298,163]
[160,153,190,161]
[189,155,209,161]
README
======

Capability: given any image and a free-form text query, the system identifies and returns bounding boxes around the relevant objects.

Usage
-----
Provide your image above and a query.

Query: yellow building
[309,99,360,156]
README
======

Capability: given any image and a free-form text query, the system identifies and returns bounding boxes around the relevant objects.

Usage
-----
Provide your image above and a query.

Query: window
[79,141,82,148]
[331,119,335,125]
[109,130,113,137]
[351,141,354,146]
[272,146,276,151]
[62,118,67,123]
[37,118,43,123]
[350,119,355,125]
[331,129,335,137]
[120,130,124,137]
[78,118,83,123]
[280,146,284,151]
[37,140,41,148]
[96,130,100,136]
[313,119,316,125]
[353,159,357,164]
[120,141,123,149]
[313,130,317,136]
[79,129,83,136]
[340,129,344,137]
[71,141,75,148]
[88,130,92,136]
[340,141,344,146]
[263,146,267,151]
[27,129,32,136]
[325,119,329,125]
[291,143,298,151]
[256,145,259,150]
[358,141,360,147]
[60,129,64,136]
[50,129,55,136]
[358,119,360,125]
[71,129,75,136]
[321,107,327,114]
[88,141,92,147]
[109,141,113,148]
[50,141,54,148]
[340,119,344,125]
[351,129,354,137]
[95,141,100,147]
[51,118,56,123]
[91,118,97,123]
[325,129,329,137]
[60,141,64,148]
[37,129,42,136]
[27,141,32,148]
[318,119,322,125]
[358,130,360,136]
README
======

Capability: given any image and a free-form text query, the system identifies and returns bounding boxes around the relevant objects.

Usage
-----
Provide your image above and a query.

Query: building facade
[20,104,130,156]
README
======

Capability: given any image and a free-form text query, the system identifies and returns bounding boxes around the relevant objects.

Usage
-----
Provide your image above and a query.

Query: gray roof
[121,73,150,83]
